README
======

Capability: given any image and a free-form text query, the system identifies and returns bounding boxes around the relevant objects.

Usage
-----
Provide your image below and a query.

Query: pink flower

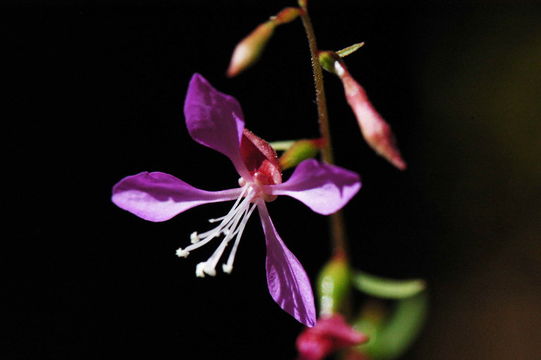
[112,74,361,327]
[296,314,368,360]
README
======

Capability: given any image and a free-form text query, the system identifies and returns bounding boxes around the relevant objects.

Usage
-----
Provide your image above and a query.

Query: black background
[5,1,541,359]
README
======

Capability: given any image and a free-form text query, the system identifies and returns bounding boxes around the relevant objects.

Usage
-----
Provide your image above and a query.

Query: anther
[176,248,190,258]
[222,264,233,274]
[190,232,200,244]
[203,265,216,277]
[196,263,206,278]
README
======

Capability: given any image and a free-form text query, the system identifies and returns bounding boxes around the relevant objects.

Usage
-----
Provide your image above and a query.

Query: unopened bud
[273,7,301,24]
[340,66,407,170]
[317,253,351,317]
[319,52,407,170]
[296,314,368,360]
[227,7,301,78]
[227,21,275,78]
[279,138,325,170]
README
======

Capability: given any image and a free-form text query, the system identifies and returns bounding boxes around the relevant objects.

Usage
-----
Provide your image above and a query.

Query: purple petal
[112,172,242,222]
[267,159,361,215]
[257,201,316,327]
[184,74,249,178]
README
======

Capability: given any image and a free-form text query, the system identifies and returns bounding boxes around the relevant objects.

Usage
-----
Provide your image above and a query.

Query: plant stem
[299,8,333,164]
[299,5,348,258]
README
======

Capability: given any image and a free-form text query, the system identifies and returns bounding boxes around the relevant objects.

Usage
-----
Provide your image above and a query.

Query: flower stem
[299,4,348,258]
[299,7,333,164]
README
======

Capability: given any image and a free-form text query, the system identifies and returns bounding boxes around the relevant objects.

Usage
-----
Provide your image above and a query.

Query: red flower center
[239,128,282,202]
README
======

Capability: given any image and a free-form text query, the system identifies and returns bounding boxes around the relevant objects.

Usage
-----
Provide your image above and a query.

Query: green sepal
[336,42,365,58]
[353,271,426,299]
[318,50,341,74]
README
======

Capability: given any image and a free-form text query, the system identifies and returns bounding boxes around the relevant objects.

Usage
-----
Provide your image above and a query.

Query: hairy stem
[299,8,333,164]
[299,5,348,258]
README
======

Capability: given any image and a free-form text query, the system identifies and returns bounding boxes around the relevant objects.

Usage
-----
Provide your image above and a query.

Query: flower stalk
[299,2,349,258]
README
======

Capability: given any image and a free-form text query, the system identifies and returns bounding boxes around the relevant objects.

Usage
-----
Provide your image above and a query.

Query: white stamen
[181,186,252,253]
[201,197,248,276]
[176,183,260,278]
[223,203,257,273]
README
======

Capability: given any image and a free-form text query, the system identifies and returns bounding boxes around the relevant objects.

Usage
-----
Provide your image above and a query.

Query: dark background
[4,0,541,359]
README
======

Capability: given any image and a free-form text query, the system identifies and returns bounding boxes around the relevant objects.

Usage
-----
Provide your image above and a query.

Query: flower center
[240,128,282,185]
[176,184,259,277]
[175,128,281,277]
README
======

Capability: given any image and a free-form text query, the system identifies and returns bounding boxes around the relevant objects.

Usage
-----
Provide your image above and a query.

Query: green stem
[299,5,348,258]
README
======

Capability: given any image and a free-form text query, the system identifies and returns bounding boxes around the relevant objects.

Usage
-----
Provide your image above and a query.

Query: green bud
[318,50,341,74]
[278,138,325,170]
[317,254,352,317]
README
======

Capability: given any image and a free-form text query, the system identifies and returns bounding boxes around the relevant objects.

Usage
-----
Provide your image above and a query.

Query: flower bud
[318,52,407,170]
[339,64,407,170]
[226,7,301,77]
[296,314,368,360]
[278,138,325,170]
[227,21,275,78]
[273,7,301,25]
[298,0,308,9]
[317,253,351,317]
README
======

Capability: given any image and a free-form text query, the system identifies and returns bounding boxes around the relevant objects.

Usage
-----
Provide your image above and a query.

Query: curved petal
[266,159,361,215]
[183,74,249,178]
[257,201,316,327]
[112,172,243,222]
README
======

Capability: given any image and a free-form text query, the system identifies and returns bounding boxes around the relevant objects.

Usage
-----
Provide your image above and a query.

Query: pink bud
[337,63,407,170]
[226,21,275,78]
[226,8,301,78]
[296,314,368,360]
[274,7,301,25]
